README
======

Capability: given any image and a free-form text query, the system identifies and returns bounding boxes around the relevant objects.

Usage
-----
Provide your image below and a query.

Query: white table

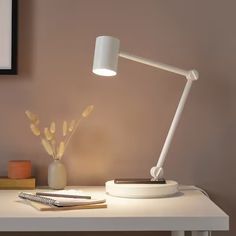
[0,186,229,236]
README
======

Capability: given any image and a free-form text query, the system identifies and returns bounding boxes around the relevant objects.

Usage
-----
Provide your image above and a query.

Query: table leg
[192,231,209,236]
[172,231,185,236]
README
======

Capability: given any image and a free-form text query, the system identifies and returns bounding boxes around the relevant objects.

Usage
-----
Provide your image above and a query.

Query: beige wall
[0,0,235,235]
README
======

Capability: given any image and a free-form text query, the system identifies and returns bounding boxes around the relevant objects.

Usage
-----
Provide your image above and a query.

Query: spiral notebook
[18,192,106,208]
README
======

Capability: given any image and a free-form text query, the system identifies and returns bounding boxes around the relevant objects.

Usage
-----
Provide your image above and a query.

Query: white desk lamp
[92,36,199,198]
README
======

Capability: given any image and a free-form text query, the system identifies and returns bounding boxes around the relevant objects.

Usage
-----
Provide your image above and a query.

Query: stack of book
[1,160,35,189]
[18,190,107,211]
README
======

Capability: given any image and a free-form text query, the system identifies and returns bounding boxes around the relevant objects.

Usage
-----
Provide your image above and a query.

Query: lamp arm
[150,79,193,180]
[119,52,198,80]
[119,51,199,181]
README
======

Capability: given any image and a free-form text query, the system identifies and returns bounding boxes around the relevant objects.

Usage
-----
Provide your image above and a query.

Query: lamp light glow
[93,36,120,77]
[93,68,117,77]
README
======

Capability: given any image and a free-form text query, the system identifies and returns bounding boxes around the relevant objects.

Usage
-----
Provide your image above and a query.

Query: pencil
[36,192,91,199]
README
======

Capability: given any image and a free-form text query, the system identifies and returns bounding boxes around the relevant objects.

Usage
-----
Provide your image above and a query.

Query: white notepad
[18,192,106,207]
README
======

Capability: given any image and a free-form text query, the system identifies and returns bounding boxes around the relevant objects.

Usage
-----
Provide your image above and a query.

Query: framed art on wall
[0,0,17,74]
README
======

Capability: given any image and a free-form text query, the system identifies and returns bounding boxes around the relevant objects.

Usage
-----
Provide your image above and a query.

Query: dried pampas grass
[50,122,56,134]
[25,105,94,160]
[62,121,67,136]
[30,124,40,136]
[82,105,94,118]
[57,141,65,159]
[41,138,53,156]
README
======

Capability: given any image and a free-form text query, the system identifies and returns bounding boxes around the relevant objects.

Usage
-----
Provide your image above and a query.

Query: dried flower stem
[64,118,82,151]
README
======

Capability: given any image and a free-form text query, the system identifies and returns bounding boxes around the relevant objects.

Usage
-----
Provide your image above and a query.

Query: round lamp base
[105,180,178,198]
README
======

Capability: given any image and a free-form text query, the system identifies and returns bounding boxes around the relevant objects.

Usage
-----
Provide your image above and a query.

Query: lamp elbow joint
[186,69,199,81]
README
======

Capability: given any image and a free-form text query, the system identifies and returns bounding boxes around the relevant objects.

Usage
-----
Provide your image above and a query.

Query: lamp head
[93,36,120,77]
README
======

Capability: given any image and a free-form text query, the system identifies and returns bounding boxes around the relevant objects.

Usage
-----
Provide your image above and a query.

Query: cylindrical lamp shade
[93,36,120,76]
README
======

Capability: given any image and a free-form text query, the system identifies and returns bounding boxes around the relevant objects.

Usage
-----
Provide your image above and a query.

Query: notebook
[18,192,106,207]
[22,199,107,211]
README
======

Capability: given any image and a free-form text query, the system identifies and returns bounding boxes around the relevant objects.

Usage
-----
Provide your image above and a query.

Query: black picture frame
[0,0,17,75]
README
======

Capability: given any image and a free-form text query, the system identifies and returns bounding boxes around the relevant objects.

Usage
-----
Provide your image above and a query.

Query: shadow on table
[0,233,171,236]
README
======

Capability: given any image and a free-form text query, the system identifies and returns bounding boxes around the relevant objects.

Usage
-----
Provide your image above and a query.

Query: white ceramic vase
[48,159,67,190]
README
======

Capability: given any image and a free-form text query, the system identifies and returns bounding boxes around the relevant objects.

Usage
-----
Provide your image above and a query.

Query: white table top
[0,186,229,231]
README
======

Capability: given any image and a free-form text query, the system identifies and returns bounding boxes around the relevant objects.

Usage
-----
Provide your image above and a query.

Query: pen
[36,192,91,199]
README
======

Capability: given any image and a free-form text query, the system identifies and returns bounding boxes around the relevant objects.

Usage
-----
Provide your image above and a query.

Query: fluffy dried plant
[25,105,94,160]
